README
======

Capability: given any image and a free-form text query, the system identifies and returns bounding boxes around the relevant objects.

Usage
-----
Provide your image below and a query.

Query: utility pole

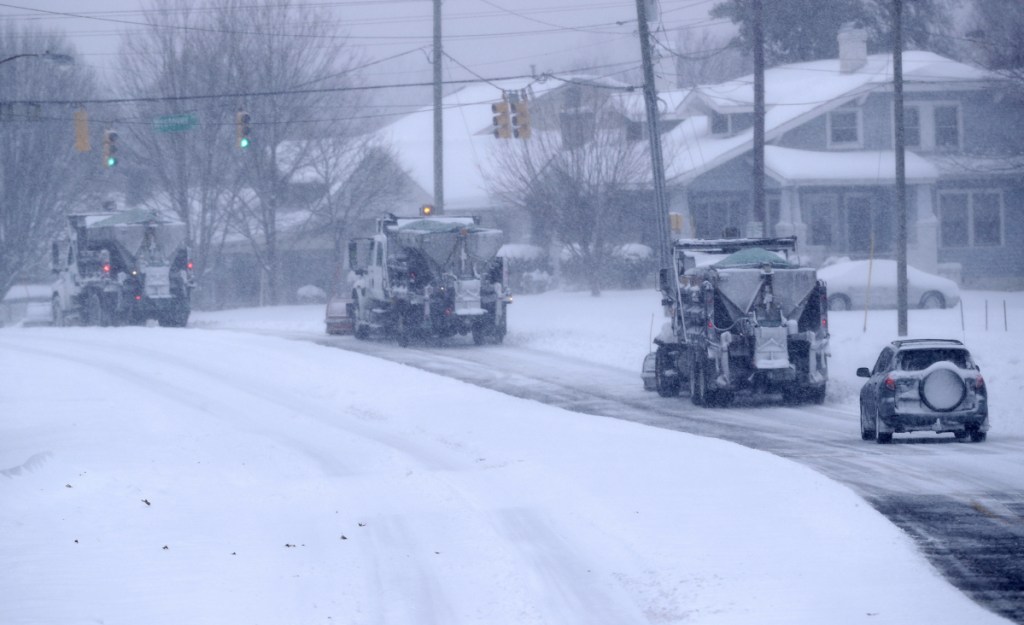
[635,0,672,271]
[433,0,444,214]
[752,0,766,236]
[893,0,908,335]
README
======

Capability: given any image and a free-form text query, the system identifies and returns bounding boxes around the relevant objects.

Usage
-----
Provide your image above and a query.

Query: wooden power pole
[635,0,672,271]
[753,0,766,236]
[433,0,444,214]
[894,0,908,335]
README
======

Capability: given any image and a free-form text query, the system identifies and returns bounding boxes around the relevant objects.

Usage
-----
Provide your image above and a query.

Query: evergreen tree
[710,0,955,66]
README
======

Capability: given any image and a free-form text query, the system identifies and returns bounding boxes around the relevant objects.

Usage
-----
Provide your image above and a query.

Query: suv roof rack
[891,338,964,348]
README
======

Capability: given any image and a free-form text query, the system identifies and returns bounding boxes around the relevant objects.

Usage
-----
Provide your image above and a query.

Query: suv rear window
[897,348,970,371]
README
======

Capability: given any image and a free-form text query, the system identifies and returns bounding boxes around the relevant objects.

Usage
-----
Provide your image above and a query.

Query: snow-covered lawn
[2,288,1019,624]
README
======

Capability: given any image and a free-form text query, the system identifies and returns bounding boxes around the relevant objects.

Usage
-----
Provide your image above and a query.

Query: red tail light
[135,295,142,301]
[186,261,194,270]
[820,287,828,329]
[102,264,111,273]
[975,375,985,390]
[884,375,896,391]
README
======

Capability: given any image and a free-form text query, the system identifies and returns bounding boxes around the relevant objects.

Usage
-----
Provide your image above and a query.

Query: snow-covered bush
[296,284,327,303]
[560,243,657,291]
[498,244,552,294]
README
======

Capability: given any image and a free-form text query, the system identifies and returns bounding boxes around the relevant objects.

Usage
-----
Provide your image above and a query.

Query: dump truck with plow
[644,236,829,406]
[51,208,194,327]
[341,214,510,346]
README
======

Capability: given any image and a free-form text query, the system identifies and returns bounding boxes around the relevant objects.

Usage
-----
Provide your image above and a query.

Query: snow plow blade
[325,296,355,335]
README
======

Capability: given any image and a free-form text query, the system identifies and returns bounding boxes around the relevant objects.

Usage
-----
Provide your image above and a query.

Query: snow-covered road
[1,315,1013,624]
[190,288,1024,622]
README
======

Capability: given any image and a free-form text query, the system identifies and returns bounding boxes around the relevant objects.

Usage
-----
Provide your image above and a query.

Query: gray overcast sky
[8,0,732,87]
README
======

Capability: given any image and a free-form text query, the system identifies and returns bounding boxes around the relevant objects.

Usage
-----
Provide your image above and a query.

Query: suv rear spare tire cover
[920,367,966,412]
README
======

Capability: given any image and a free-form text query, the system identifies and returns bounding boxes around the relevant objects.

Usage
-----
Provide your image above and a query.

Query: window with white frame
[900,102,961,151]
[902,105,921,148]
[828,109,861,147]
[933,104,961,150]
[939,190,1003,247]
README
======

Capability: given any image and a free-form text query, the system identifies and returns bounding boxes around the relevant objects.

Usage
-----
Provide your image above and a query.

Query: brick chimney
[838,24,867,73]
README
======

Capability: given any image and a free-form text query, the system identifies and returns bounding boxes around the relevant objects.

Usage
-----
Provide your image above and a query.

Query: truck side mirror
[51,241,61,272]
[347,238,375,275]
[658,268,671,293]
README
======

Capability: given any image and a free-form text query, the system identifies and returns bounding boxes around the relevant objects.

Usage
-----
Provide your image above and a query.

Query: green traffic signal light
[106,156,117,167]
[239,137,250,149]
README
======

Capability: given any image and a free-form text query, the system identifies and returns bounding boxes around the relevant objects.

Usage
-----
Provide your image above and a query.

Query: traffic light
[512,99,531,139]
[236,110,251,149]
[420,204,434,217]
[491,100,511,139]
[102,130,118,167]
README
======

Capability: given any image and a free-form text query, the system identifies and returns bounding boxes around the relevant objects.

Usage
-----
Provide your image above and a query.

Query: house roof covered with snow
[378,78,567,212]
[764,146,938,185]
[663,51,1000,184]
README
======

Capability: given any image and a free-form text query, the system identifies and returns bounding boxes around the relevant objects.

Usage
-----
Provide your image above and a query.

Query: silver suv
[857,339,988,443]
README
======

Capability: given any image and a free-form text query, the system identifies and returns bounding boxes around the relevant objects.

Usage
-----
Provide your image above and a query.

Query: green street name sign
[153,113,198,133]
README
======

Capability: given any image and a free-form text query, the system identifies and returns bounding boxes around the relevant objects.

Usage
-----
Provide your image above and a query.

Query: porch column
[670,190,694,239]
[908,184,938,273]
[776,187,808,252]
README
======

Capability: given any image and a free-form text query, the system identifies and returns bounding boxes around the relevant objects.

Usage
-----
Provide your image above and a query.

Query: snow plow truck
[51,208,194,327]
[645,236,829,406]
[342,213,510,346]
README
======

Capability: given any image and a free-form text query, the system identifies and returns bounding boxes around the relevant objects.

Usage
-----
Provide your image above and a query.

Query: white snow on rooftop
[764,146,938,185]
[664,51,997,184]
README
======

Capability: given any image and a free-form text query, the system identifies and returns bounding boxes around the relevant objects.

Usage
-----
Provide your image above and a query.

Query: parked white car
[818,259,960,311]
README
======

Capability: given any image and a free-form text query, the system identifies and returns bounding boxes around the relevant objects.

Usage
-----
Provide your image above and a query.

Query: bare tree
[0,25,98,300]
[116,0,371,306]
[965,0,1024,95]
[117,0,238,298]
[210,0,369,305]
[301,139,411,296]
[488,85,651,296]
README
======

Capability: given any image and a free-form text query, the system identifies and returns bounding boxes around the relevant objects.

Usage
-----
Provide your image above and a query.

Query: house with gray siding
[661,27,1024,288]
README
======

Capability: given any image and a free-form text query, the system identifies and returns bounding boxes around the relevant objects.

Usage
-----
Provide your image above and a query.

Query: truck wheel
[397,312,411,347]
[52,296,65,327]
[158,308,189,328]
[655,347,680,397]
[353,291,370,340]
[494,316,507,344]
[84,292,106,327]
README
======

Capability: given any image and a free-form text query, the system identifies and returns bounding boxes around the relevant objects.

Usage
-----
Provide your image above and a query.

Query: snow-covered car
[857,339,988,444]
[818,259,960,311]
[21,300,54,327]
[324,295,354,335]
